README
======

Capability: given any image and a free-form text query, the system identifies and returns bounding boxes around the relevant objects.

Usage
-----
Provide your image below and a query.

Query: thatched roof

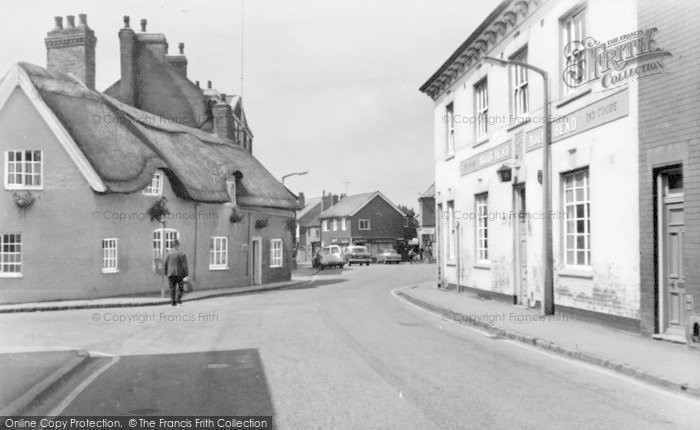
[16,62,299,210]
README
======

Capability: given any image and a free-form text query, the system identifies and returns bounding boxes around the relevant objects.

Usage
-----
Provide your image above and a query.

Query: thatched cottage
[0,14,299,303]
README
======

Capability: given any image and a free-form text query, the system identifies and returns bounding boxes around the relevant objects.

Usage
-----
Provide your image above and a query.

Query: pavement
[0,267,317,313]
[395,281,700,399]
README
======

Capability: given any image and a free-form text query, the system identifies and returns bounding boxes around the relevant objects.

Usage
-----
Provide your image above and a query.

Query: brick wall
[638,0,700,334]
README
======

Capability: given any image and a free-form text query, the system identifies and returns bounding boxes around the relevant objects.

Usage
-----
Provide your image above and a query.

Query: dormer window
[142,171,163,196]
[226,177,237,206]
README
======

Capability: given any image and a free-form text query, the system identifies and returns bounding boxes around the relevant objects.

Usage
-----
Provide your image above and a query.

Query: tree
[398,205,419,241]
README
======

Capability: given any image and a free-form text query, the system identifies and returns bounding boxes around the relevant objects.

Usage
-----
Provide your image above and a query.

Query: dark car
[344,245,372,266]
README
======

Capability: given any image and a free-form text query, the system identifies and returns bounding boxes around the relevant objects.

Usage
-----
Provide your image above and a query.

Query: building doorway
[513,185,528,305]
[656,167,686,338]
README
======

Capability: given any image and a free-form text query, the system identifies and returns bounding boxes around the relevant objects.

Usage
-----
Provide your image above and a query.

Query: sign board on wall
[525,88,629,152]
[460,140,512,176]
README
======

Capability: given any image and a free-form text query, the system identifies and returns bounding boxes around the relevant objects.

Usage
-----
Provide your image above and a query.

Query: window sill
[556,88,592,109]
[557,267,594,279]
[5,185,43,191]
[473,262,491,270]
[270,265,283,269]
[209,266,229,271]
[445,153,456,162]
[142,193,162,197]
[101,268,119,274]
[473,137,489,148]
[507,116,531,132]
[446,259,456,267]
[0,273,22,278]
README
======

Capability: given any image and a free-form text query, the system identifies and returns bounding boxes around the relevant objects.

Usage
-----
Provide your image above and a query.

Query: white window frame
[153,228,180,259]
[101,238,119,274]
[225,178,237,206]
[341,218,346,231]
[322,220,329,231]
[476,194,489,262]
[445,102,455,155]
[332,219,338,231]
[4,150,43,190]
[142,171,163,196]
[447,201,455,259]
[270,239,283,268]
[563,168,590,267]
[474,79,488,140]
[562,7,586,92]
[209,236,229,270]
[359,219,371,231]
[0,233,22,277]
[510,48,529,119]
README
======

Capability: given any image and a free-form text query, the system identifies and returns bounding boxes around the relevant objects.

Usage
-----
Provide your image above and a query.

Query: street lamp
[482,56,553,315]
[281,171,308,184]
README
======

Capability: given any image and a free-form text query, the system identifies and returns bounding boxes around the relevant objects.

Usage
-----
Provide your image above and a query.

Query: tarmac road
[1,264,699,429]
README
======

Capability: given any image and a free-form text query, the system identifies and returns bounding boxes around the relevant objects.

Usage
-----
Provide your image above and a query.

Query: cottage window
[0,233,22,276]
[270,239,283,267]
[153,228,179,259]
[445,102,455,154]
[359,219,371,231]
[476,194,489,261]
[101,238,118,273]
[341,218,347,231]
[322,220,329,231]
[562,7,586,91]
[226,178,237,206]
[143,171,163,196]
[475,79,488,139]
[510,48,529,119]
[563,168,590,266]
[332,219,338,231]
[5,150,42,189]
[209,236,228,270]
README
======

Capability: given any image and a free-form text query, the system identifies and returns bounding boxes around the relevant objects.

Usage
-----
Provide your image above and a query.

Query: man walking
[164,239,188,306]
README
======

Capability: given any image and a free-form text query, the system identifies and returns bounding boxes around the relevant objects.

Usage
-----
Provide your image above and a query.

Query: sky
[0,0,501,210]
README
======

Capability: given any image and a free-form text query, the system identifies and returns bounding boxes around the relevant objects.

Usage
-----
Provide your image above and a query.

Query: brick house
[638,0,700,345]
[319,191,405,256]
[297,192,341,262]
[0,15,299,304]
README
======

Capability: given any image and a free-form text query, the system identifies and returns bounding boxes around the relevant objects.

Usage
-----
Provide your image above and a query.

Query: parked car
[317,245,345,270]
[376,249,402,264]
[344,245,372,266]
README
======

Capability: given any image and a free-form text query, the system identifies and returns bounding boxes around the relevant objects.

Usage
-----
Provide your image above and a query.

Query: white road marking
[46,353,120,417]
[391,287,700,405]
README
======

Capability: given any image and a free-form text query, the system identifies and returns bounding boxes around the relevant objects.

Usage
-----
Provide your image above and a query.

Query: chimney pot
[123,15,130,28]
[66,15,75,28]
[221,93,227,102]
[164,43,169,54]
[178,42,184,54]
[140,19,147,32]
[78,14,87,26]
[54,16,63,30]
[207,80,212,89]
[196,80,200,88]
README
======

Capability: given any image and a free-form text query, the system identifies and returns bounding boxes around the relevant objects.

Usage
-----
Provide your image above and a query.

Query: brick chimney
[297,192,306,209]
[45,14,97,89]
[118,16,136,104]
[166,42,187,77]
[212,102,234,141]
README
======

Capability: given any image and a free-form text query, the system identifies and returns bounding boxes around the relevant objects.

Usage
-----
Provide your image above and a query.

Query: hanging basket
[229,206,244,223]
[255,217,269,230]
[12,191,35,209]
[147,196,170,221]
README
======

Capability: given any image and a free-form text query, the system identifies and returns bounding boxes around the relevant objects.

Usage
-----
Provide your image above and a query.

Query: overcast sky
[0,0,500,209]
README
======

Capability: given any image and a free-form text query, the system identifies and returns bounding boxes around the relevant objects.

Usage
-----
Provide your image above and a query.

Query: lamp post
[482,56,553,315]
[281,171,308,184]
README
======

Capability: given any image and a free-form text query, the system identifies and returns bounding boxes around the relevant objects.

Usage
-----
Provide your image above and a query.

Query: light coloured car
[317,245,345,270]
[376,248,401,264]
[344,245,372,266]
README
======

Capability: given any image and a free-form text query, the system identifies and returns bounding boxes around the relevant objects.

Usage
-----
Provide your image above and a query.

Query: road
[1,264,699,429]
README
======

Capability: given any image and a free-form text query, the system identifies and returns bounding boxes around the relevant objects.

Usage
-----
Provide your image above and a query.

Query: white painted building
[421,0,646,329]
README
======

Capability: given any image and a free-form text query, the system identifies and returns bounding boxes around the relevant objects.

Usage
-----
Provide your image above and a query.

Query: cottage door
[659,169,686,336]
[252,238,262,285]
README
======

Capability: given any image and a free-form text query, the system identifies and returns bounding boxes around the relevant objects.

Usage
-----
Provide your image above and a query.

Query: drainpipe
[192,202,198,286]
[456,222,461,292]
[248,212,253,285]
